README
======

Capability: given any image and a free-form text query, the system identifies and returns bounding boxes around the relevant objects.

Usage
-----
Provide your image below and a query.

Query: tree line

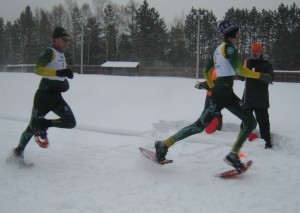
[0,0,299,70]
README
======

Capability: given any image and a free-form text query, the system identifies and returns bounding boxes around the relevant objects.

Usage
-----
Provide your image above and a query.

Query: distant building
[101,61,140,76]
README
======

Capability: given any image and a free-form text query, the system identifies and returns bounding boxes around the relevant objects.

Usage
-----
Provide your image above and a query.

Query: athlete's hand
[56,69,74,79]
[195,81,209,90]
[259,73,273,84]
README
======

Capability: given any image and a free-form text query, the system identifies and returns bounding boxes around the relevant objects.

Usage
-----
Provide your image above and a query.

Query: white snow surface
[0,72,299,213]
[101,61,140,68]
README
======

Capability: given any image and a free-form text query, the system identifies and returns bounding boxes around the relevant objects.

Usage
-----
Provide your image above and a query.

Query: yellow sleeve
[35,66,57,76]
[202,58,215,88]
[237,64,261,79]
[34,48,57,77]
[203,68,215,88]
[223,43,261,80]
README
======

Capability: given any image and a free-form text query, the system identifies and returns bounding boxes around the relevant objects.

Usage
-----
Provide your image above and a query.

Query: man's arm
[35,48,57,77]
[224,44,260,79]
[257,62,274,84]
[225,44,272,83]
[202,58,215,88]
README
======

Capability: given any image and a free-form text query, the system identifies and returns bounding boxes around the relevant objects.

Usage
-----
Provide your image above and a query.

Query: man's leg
[226,97,257,153]
[155,101,218,162]
[254,108,272,148]
[51,95,76,129]
[162,99,218,148]
[17,91,51,150]
[222,94,256,172]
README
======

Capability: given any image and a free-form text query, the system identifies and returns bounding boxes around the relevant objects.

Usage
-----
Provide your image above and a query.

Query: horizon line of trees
[0,0,299,70]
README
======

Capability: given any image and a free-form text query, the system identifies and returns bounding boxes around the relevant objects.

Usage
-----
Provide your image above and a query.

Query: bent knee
[66,117,76,129]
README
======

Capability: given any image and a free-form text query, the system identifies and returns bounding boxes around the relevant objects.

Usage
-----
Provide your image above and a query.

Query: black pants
[18,90,76,149]
[251,108,271,143]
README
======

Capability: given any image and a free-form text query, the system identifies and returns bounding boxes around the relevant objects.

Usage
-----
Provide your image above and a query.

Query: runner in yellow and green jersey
[154,20,272,172]
[9,27,76,163]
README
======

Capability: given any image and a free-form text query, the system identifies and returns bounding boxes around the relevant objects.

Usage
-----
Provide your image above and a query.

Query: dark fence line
[1,65,300,82]
[272,71,300,83]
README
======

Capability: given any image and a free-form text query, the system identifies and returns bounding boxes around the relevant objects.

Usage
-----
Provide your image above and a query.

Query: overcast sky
[0,0,298,25]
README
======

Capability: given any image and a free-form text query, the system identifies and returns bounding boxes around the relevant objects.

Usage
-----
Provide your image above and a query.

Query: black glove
[238,76,245,81]
[259,73,273,84]
[60,79,70,92]
[195,81,209,90]
[56,69,74,79]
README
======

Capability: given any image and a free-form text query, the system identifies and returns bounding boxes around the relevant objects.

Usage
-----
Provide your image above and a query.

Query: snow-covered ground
[0,72,299,213]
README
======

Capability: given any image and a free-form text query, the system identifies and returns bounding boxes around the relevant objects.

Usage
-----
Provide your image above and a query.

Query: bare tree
[125,0,139,45]
[49,4,68,28]
[93,0,110,18]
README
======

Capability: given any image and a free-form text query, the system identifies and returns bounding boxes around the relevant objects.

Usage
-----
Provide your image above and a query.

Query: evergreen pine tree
[135,0,168,66]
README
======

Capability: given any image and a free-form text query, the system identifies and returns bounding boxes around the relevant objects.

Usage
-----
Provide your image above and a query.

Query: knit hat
[251,43,263,53]
[219,20,239,38]
[52,27,69,39]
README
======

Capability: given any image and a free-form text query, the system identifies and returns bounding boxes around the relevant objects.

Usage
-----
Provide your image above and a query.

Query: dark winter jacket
[241,56,274,108]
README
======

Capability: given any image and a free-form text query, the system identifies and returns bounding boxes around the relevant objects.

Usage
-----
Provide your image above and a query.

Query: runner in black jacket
[241,43,274,149]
